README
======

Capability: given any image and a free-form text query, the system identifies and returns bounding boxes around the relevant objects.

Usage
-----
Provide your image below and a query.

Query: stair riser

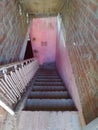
[37,75,59,77]
[29,92,70,99]
[34,83,64,86]
[32,86,66,91]
[37,75,59,76]
[37,76,60,80]
[38,71,57,73]
[35,79,62,82]
[39,72,58,75]
[23,65,76,112]
[24,99,76,111]
[24,107,76,111]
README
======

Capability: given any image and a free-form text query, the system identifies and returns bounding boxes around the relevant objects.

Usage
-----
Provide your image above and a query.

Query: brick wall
[0,0,28,65]
[56,15,85,126]
[60,0,98,123]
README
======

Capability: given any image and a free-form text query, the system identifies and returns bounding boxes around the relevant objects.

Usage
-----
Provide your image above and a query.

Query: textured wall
[56,15,84,125]
[0,0,28,65]
[30,17,57,65]
[60,0,98,123]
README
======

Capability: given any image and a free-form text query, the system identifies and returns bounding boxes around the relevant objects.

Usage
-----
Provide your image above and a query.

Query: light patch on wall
[57,14,66,48]
[61,31,66,47]
[57,14,62,32]
[0,100,14,115]
[73,42,76,46]
[19,4,22,15]
[26,13,29,24]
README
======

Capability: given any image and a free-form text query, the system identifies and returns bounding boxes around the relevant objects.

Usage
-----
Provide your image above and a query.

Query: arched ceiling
[19,0,66,17]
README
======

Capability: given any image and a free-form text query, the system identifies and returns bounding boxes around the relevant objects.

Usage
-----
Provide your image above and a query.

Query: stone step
[32,86,66,91]
[37,75,60,78]
[37,74,59,77]
[35,79,62,82]
[28,91,70,99]
[23,65,77,113]
[24,99,76,111]
[38,71,57,73]
[34,82,64,86]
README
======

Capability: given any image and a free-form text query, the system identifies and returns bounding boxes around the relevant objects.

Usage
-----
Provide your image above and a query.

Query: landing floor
[18,111,81,130]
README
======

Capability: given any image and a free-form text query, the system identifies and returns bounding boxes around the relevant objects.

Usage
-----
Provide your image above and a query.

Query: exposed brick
[89,1,98,13]
[0,13,3,21]
[0,34,6,43]
[0,1,4,8]
[88,31,97,46]
[61,0,98,124]
[93,18,98,27]
[0,0,28,65]
[87,21,95,34]
[94,28,98,40]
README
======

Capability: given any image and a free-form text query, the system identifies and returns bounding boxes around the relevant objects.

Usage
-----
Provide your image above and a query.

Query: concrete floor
[18,111,82,130]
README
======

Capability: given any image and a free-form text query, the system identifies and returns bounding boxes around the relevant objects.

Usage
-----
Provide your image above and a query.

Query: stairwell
[18,63,82,130]
[23,63,76,111]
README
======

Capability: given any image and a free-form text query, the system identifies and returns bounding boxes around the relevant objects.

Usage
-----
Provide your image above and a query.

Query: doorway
[24,40,34,60]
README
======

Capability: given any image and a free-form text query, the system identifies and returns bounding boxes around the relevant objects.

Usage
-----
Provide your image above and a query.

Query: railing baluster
[4,73,18,102]
[15,69,25,90]
[0,82,13,105]
[11,71,23,93]
[10,71,21,97]
[22,63,28,85]
[0,58,39,115]
[0,80,16,104]
[19,67,27,86]
[7,75,21,98]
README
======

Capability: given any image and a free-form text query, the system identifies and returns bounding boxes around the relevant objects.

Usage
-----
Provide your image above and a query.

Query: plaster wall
[30,17,57,65]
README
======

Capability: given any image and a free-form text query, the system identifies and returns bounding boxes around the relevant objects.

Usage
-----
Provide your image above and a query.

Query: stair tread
[24,99,76,111]
[29,91,70,99]
[34,82,64,86]
[35,79,62,81]
[38,73,58,74]
[34,81,63,83]
[23,65,77,112]
[37,75,60,77]
[37,76,60,77]
[37,77,60,80]
[32,86,66,91]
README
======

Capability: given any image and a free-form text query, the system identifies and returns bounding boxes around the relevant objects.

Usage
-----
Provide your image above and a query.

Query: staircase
[18,63,81,130]
[23,63,76,111]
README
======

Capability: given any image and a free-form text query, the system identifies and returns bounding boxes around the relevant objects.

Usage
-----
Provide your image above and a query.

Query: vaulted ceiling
[19,0,66,17]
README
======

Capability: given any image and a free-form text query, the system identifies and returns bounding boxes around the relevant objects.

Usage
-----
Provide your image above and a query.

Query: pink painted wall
[30,17,57,65]
[56,17,85,125]
[56,16,82,113]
